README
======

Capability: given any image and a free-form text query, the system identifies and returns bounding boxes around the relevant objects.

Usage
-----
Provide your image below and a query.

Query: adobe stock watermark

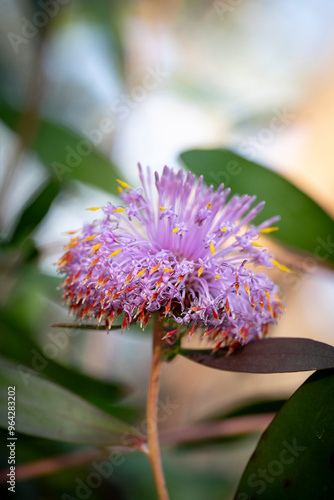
[236,439,306,499]
[16,327,81,385]
[61,395,179,500]
[7,0,70,54]
[238,106,298,161]
[213,0,244,20]
[51,65,169,182]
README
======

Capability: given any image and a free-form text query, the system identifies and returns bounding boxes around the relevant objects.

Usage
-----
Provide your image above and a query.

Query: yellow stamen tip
[270,258,292,273]
[159,207,166,211]
[172,228,179,233]
[135,269,146,278]
[210,241,215,256]
[82,234,98,242]
[162,268,174,273]
[150,263,160,274]
[116,179,132,189]
[206,202,212,209]
[108,248,123,258]
[259,227,279,234]
[117,186,123,193]
[198,264,204,277]
[113,208,126,213]
[215,275,220,279]
[251,241,262,247]
[221,227,227,232]
[86,207,102,211]
[91,243,102,254]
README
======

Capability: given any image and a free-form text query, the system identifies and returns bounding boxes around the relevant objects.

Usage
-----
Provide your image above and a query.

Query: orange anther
[187,324,196,341]
[83,269,93,284]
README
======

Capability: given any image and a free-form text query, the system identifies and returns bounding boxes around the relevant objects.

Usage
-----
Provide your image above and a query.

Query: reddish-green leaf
[178,338,334,373]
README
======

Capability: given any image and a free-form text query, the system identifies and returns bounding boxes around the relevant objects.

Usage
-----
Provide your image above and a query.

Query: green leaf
[235,369,334,499]
[0,356,139,445]
[180,149,334,266]
[169,401,284,450]
[52,323,122,330]
[9,178,60,245]
[0,101,120,195]
[178,338,334,373]
[222,398,286,419]
[180,399,285,449]
[34,121,120,194]
[17,268,62,300]
[0,313,130,416]
[115,448,233,500]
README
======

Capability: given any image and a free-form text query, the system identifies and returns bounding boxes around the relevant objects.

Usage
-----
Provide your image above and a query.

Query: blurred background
[1,0,334,499]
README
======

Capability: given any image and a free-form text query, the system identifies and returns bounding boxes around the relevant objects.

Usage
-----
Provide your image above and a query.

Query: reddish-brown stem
[146,317,169,500]
[0,412,276,483]
[0,448,108,483]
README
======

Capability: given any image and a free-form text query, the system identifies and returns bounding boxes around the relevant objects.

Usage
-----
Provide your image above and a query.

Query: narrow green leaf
[162,414,275,450]
[0,314,130,415]
[0,356,139,445]
[217,398,287,420]
[171,399,286,450]
[235,369,334,499]
[34,120,120,194]
[52,323,122,330]
[178,338,334,373]
[180,149,334,266]
[0,101,120,195]
[9,178,60,245]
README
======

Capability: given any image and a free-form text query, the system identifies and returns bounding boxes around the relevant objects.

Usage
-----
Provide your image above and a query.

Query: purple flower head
[57,165,287,349]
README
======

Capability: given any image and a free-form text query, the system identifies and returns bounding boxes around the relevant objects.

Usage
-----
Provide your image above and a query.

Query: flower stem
[146,317,169,500]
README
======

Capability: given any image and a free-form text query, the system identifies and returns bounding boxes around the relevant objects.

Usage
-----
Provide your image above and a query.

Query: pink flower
[57,165,286,347]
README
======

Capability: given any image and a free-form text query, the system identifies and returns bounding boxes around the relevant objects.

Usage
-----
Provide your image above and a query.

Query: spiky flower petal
[57,165,286,347]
